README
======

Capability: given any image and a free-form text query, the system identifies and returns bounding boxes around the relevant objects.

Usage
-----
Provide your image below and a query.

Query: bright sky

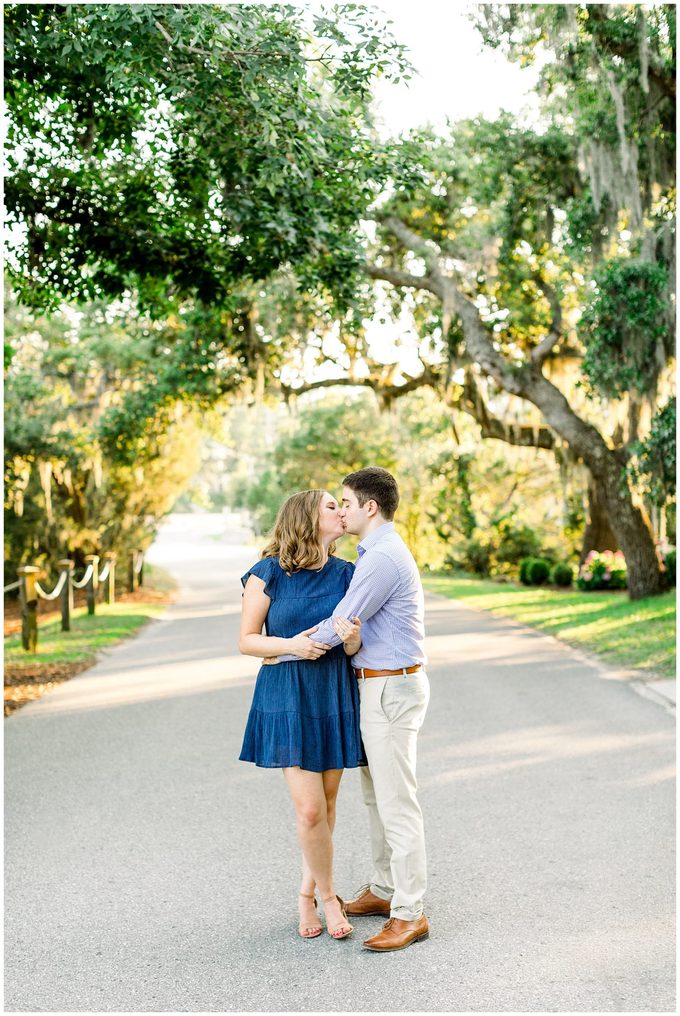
[293,2,542,387]
[371,1,541,135]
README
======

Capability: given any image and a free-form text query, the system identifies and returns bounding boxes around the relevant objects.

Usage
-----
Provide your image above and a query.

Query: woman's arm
[239,575,331,660]
[332,616,362,656]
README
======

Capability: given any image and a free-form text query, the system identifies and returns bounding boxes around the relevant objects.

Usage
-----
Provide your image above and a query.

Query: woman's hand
[287,625,331,660]
[333,615,362,656]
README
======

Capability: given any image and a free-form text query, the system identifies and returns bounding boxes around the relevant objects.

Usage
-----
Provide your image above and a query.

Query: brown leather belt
[354,665,422,679]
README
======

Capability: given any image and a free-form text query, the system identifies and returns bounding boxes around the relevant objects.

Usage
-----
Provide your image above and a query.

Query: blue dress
[239,555,366,772]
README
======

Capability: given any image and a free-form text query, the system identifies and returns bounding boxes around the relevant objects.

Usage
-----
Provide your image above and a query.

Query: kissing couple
[239,466,430,952]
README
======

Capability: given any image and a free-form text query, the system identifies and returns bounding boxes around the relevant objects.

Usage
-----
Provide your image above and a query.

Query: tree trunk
[525,375,663,599]
[449,286,664,598]
[580,474,619,564]
[594,452,663,599]
[367,221,666,599]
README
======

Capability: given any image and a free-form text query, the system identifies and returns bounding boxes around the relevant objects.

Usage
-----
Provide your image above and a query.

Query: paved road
[5,514,675,1012]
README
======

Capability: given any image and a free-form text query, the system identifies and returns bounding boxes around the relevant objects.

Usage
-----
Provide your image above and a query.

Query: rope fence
[6,549,145,653]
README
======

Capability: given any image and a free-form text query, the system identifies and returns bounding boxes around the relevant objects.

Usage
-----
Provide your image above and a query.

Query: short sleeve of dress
[241,557,279,598]
[338,558,355,594]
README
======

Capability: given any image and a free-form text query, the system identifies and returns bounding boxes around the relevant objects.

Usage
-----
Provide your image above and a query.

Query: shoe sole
[362,931,429,952]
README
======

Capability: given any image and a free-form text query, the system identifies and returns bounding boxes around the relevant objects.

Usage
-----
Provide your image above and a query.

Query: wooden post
[18,565,41,653]
[128,550,136,593]
[103,552,116,605]
[57,559,74,632]
[84,554,99,616]
[137,549,144,587]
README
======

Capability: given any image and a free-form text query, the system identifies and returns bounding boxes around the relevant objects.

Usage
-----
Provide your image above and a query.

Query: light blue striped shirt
[280,522,426,668]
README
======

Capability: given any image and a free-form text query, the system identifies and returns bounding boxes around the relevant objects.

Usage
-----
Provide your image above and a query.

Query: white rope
[99,562,111,583]
[72,564,94,590]
[4,580,21,593]
[35,570,69,601]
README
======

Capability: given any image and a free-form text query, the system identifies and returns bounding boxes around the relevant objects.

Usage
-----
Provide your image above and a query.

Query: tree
[227,390,446,565]
[4,292,206,581]
[5,2,409,311]
[473,3,675,568]
[225,388,571,571]
[354,5,674,599]
[4,3,411,490]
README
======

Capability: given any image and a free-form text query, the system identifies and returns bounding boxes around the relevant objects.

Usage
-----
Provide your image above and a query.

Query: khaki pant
[358,670,430,921]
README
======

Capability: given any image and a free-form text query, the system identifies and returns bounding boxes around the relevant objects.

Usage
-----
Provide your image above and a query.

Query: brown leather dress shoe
[344,885,391,917]
[362,915,430,952]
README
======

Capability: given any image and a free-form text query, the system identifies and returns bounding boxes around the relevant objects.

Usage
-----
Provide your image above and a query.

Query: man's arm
[277,552,399,662]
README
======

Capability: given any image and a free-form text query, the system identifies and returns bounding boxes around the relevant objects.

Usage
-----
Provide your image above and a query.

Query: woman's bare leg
[284,767,350,935]
[301,768,343,894]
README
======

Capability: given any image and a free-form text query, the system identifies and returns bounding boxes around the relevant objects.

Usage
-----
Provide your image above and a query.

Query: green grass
[422,573,676,679]
[5,602,169,669]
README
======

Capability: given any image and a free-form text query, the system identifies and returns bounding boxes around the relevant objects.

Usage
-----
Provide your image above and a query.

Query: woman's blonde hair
[261,489,336,574]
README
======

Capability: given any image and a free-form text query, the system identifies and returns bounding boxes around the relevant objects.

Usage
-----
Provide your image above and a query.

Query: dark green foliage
[662,548,676,587]
[495,522,542,569]
[519,558,532,585]
[461,538,494,577]
[580,259,672,398]
[564,190,604,260]
[96,301,249,464]
[4,3,409,311]
[527,557,551,585]
[550,562,574,587]
[520,556,551,585]
[428,453,476,545]
[628,398,676,506]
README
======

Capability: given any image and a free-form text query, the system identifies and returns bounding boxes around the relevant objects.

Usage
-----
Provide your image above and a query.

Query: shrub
[550,562,574,587]
[577,550,627,590]
[519,557,534,585]
[659,543,676,587]
[520,556,551,585]
[495,523,542,568]
[527,557,551,585]
[462,538,493,576]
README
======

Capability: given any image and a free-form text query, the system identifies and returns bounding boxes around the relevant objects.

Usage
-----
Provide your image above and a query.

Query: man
[281,466,430,952]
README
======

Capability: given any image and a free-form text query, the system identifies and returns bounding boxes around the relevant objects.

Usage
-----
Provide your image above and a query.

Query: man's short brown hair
[343,467,400,520]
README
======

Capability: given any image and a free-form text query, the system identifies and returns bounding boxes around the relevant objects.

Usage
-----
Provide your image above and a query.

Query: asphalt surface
[4,513,676,1013]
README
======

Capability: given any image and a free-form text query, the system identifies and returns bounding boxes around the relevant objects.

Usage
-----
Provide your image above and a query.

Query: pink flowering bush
[577,550,627,590]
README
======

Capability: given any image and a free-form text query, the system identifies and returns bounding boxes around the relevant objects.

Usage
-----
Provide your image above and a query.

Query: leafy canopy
[5,2,409,310]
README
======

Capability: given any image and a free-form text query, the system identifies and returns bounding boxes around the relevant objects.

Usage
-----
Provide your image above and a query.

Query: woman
[239,489,364,940]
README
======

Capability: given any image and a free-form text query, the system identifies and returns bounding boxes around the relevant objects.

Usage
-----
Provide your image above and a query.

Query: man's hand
[287,625,331,660]
[333,615,362,655]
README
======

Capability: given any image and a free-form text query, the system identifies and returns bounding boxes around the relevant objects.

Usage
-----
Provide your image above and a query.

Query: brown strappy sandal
[298,892,323,939]
[323,894,353,940]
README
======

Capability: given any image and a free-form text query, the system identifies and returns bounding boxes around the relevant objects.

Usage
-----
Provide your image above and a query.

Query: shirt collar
[357,521,394,557]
